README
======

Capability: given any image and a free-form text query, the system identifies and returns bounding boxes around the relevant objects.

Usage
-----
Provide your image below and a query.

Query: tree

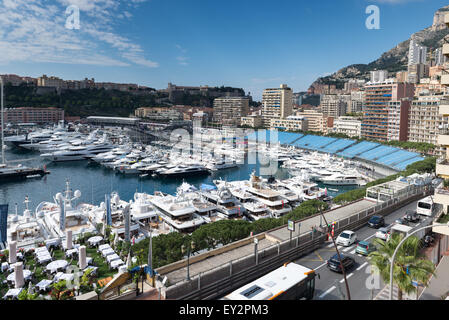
[50,280,72,300]
[17,287,39,300]
[368,233,435,300]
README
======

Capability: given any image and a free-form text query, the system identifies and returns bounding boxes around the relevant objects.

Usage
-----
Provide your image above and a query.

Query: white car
[375,227,390,241]
[336,230,357,246]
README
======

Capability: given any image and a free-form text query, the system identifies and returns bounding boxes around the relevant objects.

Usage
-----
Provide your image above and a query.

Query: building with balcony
[269,115,308,132]
[408,95,448,155]
[332,116,362,138]
[294,110,328,133]
[387,99,411,142]
[361,79,415,141]
[261,84,293,126]
[241,115,263,128]
[213,96,249,127]
[434,13,449,218]
[320,94,348,118]
[4,107,64,124]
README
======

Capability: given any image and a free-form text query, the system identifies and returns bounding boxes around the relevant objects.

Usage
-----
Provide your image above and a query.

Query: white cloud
[175,44,189,66]
[0,0,157,68]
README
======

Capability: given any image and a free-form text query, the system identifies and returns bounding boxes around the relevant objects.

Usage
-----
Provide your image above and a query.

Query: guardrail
[163,184,432,300]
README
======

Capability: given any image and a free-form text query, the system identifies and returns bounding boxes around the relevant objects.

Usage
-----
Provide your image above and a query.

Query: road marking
[357,262,369,271]
[326,243,334,248]
[315,262,328,270]
[364,234,376,241]
[342,245,355,253]
[340,272,354,283]
[318,286,336,299]
[350,249,356,255]
[416,223,421,227]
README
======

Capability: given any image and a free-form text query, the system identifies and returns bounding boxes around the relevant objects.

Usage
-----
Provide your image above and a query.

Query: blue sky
[0,0,448,100]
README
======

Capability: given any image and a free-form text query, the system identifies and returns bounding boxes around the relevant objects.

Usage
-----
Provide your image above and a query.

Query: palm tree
[369,233,436,300]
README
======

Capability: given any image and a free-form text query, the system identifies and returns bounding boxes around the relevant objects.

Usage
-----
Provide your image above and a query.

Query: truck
[390,223,426,240]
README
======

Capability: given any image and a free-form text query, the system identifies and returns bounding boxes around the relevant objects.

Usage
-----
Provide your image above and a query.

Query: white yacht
[36,180,96,239]
[199,184,246,219]
[149,191,205,233]
[321,173,362,186]
[40,142,115,162]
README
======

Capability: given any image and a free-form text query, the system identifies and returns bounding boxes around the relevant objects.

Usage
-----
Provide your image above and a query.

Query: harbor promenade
[157,198,378,286]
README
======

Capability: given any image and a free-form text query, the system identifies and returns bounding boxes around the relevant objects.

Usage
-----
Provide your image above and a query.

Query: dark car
[368,215,385,228]
[395,217,409,226]
[404,210,420,223]
[327,254,355,273]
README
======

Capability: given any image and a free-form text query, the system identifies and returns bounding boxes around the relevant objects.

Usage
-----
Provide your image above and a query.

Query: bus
[222,262,316,300]
[416,196,435,217]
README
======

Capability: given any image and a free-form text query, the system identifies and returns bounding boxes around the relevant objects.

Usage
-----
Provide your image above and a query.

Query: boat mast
[1,76,4,165]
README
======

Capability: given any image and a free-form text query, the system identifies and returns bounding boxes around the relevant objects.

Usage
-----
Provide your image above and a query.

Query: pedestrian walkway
[420,254,449,300]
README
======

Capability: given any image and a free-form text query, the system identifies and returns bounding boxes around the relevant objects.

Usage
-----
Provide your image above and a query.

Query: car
[327,254,355,273]
[375,227,390,241]
[404,210,420,223]
[395,217,409,226]
[336,230,357,247]
[355,241,376,256]
[368,215,385,228]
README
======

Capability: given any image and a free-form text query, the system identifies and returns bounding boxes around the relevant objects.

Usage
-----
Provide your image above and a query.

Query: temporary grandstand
[246,130,424,173]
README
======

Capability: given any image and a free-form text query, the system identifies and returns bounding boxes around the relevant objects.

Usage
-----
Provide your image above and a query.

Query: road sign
[288,220,295,232]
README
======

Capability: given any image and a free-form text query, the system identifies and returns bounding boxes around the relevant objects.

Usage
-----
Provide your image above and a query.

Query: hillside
[310,5,449,89]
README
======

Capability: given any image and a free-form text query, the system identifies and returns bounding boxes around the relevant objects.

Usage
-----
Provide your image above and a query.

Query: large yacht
[199,183,246,219]
[149,190,206,233]
[6,198,51,249]
[40,142,115,162]
[36,180,96,239]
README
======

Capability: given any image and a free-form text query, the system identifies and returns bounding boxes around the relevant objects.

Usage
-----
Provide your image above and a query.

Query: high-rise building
[213,96,250,126]
[370,70,388,83]
[408,39,428,66]
[407,63,430,84]
[434,47,447,66]
[261,84,293,126]
[294,110,327,133]
[434,14,449,216]
[387,99,411,142]
[361,79,415,141]
[320,94,347,118]
[349,90,365,113]
[408,94,447,153]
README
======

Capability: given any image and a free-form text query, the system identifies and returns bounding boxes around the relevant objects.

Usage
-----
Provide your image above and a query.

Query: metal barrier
[164,184,432,300]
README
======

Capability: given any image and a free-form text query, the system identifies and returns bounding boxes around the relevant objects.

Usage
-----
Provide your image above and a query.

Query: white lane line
[315,262,328,270]
[340,273,354,283]
[364,234,376,241]
[326,243,333,248]
[342,245,355,253]
[350,249,356,255]
[357,262,369,271]
[318,286,336,299]
[416,223,421,227]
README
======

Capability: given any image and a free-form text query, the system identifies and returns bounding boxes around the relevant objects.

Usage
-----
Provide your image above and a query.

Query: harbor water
[0,147,357,214]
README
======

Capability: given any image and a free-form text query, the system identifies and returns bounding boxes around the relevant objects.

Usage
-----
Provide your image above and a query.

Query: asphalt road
[293,197,434,300]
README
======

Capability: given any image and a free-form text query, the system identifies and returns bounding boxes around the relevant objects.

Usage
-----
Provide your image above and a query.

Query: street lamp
[388,222,449,300]
[181,241,195,281]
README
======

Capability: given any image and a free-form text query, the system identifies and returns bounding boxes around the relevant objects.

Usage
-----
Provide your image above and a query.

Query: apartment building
[407,63,430,84]
[408,39,428,65]
[261,84,293,126]
[332,116,362,138]
[213,97,249,126]
[295,110,327,133]
[1,74,36,86]
[349,90,365,113]
[270,115,308,132]
[408,94,448,151]
[361,79,415,141]
[387,99,411,142]
[241,115,263,128]
[344,79,365,92]
[134,107,183,122]
[4,107,64,124]
[320,94,347,118]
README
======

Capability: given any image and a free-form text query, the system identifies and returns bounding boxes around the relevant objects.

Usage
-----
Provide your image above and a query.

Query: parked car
[375,227,390,241]
[395,217,409,226]
[336,230,357,247]
[368,215,385,228]
[327,254,355,273]
[404,210,420,223]
[355,241,376,256]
